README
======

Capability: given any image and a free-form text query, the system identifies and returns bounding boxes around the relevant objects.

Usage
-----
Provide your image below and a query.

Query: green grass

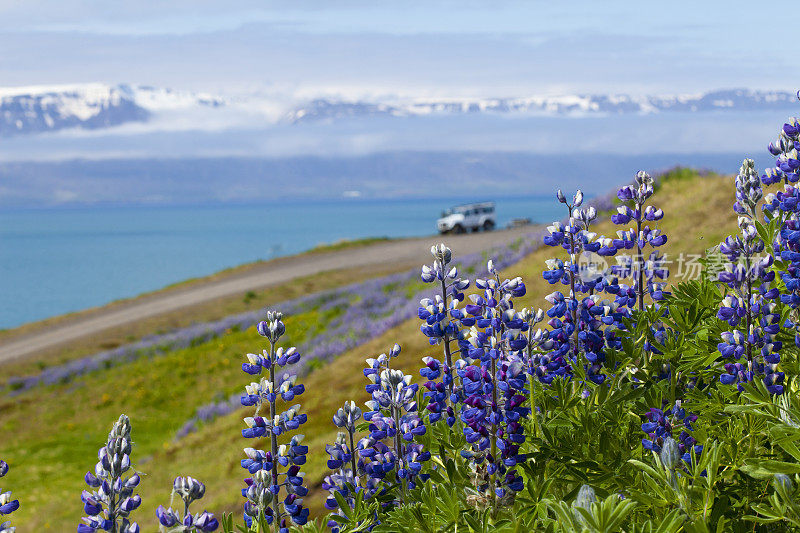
[0,170,741,531]
[0,307,349,530]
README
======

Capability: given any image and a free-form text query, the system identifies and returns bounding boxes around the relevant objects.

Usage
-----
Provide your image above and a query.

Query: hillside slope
[0,169,740,531]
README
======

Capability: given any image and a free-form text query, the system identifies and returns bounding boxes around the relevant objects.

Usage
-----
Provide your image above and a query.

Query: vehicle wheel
[453,224,465,234]
[483,220,495,231]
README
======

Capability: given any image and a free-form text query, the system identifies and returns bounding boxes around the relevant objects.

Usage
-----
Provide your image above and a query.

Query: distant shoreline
[0,234,401,337]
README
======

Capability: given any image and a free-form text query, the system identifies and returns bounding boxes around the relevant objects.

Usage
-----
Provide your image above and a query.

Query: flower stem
[268,340,280,533]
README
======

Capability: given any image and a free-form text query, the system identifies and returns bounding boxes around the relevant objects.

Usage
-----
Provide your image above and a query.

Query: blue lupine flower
[418,244,471,426]
[609,171,670,309]
[715,160,784,394]
[77,415,141,533]
[358,344,430,504]
[641,402,702,467]
[240,311,309,530]
[0,459,19,533]
[762,121,800,368]
[156,477,218,532]
[321,428,381,533]
[539,190,631,385]
[457,263,531,500]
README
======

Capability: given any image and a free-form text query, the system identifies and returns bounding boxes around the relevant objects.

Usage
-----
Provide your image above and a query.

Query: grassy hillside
[0,169,741,531]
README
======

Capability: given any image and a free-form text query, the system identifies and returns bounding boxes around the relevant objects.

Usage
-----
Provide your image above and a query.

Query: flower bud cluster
[734,159,764,216]
[78,414,141,533]
[418,244,471,426]
[0,460,19,533]
[156,477,218,532]
[240,311,309,530]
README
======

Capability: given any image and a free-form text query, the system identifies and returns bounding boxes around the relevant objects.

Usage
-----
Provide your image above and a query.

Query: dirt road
[0,226,539,364]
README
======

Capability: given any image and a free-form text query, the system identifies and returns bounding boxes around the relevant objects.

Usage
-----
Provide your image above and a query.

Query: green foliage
[297,269,800,532]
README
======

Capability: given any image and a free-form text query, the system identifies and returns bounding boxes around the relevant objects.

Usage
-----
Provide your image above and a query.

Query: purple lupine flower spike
[77,415,141,533]
[609,170,670,310]
[0,459,19,533]
[458,261,531,502]
[641,401,703,468]
[240,311,309,529]
[540,188,630,385]
[358,344,430,505]
[418,244,471,426]
[717,159,784,394]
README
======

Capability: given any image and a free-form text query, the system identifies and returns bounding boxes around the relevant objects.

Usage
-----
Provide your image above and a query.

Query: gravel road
[0,226,539,364]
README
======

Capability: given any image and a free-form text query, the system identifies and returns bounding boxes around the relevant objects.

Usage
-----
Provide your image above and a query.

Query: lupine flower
[418,244,471,426]
[763,120,800,363]
[0,460,19,533]
[322,400,366,529]
[240,311,309,531]
[608,171,670,309]
[716,160,784,394]
[358,344,430,504]
[321,430,381,533]
[78,414,141,533]
[519,307,552,382]
[156,476,218,532]
[540,190,630,385]
[457,263,531,501]
[641,402,702,467]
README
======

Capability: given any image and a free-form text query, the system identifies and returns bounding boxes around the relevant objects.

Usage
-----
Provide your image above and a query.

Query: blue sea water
[0,196,562,329]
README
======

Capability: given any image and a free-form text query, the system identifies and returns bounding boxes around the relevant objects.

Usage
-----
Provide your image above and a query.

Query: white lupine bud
[557,189,566,203]
[574,190,584,207]
[575,484,596,510]
[774,473,794,492]
[659,437,681,470]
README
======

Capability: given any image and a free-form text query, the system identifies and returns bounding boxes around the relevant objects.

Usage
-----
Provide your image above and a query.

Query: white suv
[437,202,496,234]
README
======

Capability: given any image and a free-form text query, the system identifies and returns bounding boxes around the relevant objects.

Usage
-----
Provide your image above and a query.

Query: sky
[0,1,797,98]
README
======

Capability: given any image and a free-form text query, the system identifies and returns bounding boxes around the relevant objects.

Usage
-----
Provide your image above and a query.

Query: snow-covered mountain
[286,89,800,123]
[0,84,227,136]
[0,84,797,137]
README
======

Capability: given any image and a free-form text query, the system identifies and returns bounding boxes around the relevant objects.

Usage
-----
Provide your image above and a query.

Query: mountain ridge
[1,84,797,137]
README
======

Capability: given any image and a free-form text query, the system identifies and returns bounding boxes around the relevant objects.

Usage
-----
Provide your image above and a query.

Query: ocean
[0,196,563,329]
